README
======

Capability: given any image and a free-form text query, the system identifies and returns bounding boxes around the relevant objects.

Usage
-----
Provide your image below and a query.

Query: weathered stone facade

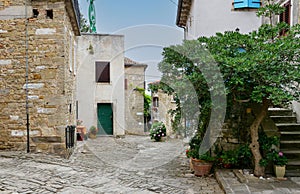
[124,57,147,135]
[0,0,80,155]
[151,89,177,136]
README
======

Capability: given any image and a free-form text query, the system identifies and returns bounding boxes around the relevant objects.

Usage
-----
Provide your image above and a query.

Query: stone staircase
[269,108,300,176]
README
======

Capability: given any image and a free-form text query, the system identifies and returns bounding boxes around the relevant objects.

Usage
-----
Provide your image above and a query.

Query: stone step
[280,141,300,149]
[281,140,300,144]
[287,159,300,166]
[280,131,300,135]
[281,149,300,154]
[286,169,300,177]
[276,123,300,131]
[31,136,63,143]
[280,132,300,141]
[270,116,297,124]
[268,108,293,116]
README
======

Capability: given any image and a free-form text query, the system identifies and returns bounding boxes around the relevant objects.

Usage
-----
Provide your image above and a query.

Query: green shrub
[150,122,166,141]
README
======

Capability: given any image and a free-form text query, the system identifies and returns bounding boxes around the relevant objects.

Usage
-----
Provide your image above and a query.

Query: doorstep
[215,169,300,193]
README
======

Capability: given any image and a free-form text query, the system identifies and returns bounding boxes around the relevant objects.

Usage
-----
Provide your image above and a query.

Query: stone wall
[0,0,79,156]
[215,103,279,152]
[125,64,146,135]
[151,90,176,136]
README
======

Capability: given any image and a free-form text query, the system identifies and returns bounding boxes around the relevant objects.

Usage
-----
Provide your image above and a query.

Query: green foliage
[258,132,279,152]
[89,126,97,135]
[149,122,166,141]
[236,144,253,168]
[135,87,151,120]
[272,150,288,166]
[220,150,238,166]
[186,149,215,162]
[154,1,300,175]
[80,14,90,33]
[186,134,215,161]
[215,144,253,169]
[198,23,300,106]
[258,132,283,167]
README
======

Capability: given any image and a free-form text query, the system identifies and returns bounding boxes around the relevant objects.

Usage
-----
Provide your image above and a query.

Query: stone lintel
[0,6,33,20]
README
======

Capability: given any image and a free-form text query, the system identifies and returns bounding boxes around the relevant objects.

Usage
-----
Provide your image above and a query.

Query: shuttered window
[280,1,291,35]
[233,0,261,9]
[95,62,110,83]
[280,1,291,25]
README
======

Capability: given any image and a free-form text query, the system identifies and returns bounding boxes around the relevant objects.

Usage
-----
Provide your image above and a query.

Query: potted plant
[220,150,238,169]
[149,122,166,142]
[272,150,288,179]
[88,126,98,139]
[187,149,214,176]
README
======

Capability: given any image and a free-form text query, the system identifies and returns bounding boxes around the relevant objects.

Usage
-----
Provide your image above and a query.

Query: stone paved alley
[0,136,224,194]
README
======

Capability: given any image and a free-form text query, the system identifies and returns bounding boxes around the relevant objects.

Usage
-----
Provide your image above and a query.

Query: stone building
[176,0,262,39]
[124,57,147,135]
[76,35,148,136]
[0,0,80,155]
[149,82,177,136]
[177,0,299,40]
[76,34,126,136]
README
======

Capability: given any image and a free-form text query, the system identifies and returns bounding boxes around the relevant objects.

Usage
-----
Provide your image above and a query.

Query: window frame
[95,61,110,83]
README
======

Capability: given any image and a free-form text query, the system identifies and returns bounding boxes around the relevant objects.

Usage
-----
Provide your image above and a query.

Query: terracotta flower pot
[274,165,286,178]
[191,158,213,176]
[189,158,194,171]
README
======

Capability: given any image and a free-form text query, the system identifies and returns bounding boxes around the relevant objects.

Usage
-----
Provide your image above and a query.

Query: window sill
[231,7,259,11]
[96,82,112,85]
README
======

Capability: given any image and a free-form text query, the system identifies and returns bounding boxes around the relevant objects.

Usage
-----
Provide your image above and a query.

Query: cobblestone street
[0,136,224,194]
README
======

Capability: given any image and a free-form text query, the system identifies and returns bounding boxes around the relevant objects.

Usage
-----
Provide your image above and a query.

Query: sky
[78,0,184,84]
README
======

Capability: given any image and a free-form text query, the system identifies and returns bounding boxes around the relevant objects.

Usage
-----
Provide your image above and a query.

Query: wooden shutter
[280,1,291,25]
[125,79,128,90]
[234,0,260,9]
[234,0,248,9]
[280,1,291,35]
[248,0,260,8]
[95,62,110,83]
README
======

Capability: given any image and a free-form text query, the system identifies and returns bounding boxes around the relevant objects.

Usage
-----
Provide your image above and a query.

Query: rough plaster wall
[185,0,261,39]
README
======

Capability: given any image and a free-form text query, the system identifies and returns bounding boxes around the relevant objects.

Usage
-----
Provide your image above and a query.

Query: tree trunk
[249,98,270,177]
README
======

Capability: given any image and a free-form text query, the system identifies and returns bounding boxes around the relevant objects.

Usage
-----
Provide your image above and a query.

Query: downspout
[25,0,30,153]
[176,0,187,40]
[178,26,186,40]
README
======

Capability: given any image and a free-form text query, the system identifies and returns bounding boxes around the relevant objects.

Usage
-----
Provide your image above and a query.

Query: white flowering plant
[150,122,166,141]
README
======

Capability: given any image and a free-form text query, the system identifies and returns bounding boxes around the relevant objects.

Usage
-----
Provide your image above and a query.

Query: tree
[198,2,300,176]
[155,0,300,176]
[80,14,90,33]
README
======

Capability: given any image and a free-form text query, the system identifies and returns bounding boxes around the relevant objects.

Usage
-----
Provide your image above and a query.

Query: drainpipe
[25,0,30,153]
[179,26,187,40]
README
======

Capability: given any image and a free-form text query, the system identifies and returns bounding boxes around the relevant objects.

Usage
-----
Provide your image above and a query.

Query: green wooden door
[97,103,113,135]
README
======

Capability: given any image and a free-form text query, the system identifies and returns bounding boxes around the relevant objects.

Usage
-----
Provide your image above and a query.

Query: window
[125,79,128,90]
[153,97,159,107]
[33,9,39,18]
[46,10,53,19]
[73,41,76,75]
[280,1,291,25]
[69,35,73,72]
[280,1,291,35]
[233,0,261,9]
[96,62,110,83]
